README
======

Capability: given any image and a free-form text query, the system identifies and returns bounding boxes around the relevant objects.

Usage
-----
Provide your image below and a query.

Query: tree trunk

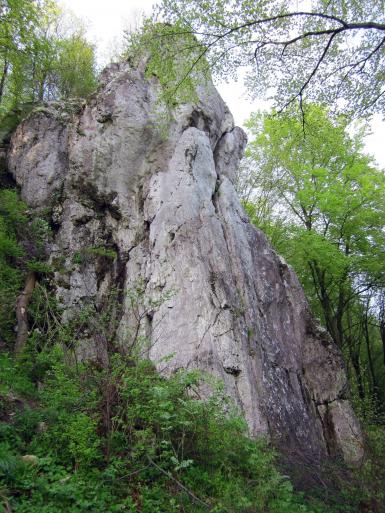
[310,260,341,346]
[37,74,46,102]
[346,308,365,400]
[335,284,346,349]
[14,271,37,355]
[380,319,385,366]
[379,292,385,366]
[351,351,365,400]
[0,57,9,105]
[363,302,379,397]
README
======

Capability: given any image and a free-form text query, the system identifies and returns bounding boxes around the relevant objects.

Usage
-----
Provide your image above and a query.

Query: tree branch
[278,30,340,112]
[146,455,211,510]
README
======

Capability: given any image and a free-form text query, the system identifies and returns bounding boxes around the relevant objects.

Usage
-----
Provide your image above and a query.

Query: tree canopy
[0,0,97,115]
[240,105,385,406]
[135,0,385,117]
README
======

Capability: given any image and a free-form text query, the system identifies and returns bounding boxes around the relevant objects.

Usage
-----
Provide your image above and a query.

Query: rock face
[7,61,363,464]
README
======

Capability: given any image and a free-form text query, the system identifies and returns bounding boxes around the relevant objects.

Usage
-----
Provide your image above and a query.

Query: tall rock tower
[8,61,363,465]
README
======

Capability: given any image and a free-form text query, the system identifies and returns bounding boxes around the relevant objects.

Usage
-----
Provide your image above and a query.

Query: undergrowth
[0,346,320,513]
[1,343,384,513]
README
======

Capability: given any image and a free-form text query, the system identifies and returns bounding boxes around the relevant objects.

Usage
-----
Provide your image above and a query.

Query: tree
[0,0,96,115]
[135,0,385,117]
[54,33,97,99]
[0,0,41,107]
[241,105,385,403]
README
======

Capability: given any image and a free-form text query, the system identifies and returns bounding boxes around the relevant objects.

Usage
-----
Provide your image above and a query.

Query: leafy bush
[0,189,53,347]
[0,346,322,513]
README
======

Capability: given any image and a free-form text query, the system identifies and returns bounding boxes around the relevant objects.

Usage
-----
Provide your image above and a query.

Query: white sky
[60,0,385,169]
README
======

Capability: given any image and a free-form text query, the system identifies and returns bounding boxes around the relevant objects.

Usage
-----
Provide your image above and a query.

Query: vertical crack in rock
[7,60,363,466]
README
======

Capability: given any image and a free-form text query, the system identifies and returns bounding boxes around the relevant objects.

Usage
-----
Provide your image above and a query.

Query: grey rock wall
[7,61,363,465]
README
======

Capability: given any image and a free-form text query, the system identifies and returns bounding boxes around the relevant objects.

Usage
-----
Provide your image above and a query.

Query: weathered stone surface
[8,111,68,208]
[7,61,363,464]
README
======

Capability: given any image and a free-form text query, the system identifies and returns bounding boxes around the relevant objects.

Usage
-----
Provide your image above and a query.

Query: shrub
[0,346,320,513]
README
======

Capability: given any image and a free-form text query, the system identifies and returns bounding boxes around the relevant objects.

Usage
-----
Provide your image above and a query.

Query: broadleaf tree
[240,105,385,405]
[133,0,385,118]
[0,0,97,117]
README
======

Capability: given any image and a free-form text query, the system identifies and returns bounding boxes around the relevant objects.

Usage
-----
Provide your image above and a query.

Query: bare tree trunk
[379,292,385,366]
[14,271,37,355]
[349,347,365,400]
[310,260,341,346]
[380,318,385,367]
[363,300,378,397]
[346,308,365,400]
[0,57,9,105]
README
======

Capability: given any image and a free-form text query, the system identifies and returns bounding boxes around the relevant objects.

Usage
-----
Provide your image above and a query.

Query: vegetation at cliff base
[0,336,384,512]
[0,342,321,512]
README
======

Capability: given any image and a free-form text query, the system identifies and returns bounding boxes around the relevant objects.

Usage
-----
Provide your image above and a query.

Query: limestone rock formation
[7,61,363,464]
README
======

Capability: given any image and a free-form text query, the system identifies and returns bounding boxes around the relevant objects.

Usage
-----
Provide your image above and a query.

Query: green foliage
[359,421,385,507]
[242,104,385,411]
[54,34,97,100]
[125,20,211,112]
[2,336,384,512]
[0,339,322,513]
[0,0,97,120]
[73,246,118,264]
[146,0,385,117]
[0,188,53,347]
[0,352,36,399]
[0,189,26,344]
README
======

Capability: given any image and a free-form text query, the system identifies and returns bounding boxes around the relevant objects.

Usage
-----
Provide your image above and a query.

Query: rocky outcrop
[7,61,363,465]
